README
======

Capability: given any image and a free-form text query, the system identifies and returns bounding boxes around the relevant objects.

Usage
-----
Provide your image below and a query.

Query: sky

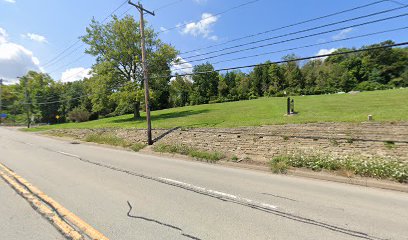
[0,0,407,84]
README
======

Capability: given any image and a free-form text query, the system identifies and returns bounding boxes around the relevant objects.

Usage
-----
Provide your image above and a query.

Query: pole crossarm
[128,1,155,16]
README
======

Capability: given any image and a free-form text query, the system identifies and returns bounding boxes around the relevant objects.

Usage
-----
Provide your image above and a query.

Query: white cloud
[0,27,43,83]
[171,56,193,81]
[22,33,48,43]
[181,12,218,40]
[316,48,338,60]
[193,0,207,4]
[160,26,168,32]
[3,0,16,3]
[0,27,7,44]
[60,67,92,83]
[332,28,353,40]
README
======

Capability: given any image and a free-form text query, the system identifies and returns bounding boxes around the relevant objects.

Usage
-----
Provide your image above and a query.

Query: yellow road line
[0,162,109,240]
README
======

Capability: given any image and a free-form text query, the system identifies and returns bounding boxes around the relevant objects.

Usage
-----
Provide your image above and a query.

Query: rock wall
[48,122,408,163]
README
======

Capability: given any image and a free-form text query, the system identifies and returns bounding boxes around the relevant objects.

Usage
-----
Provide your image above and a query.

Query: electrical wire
[179,6,408,61]
[157,0,261,34]
[42,0,129,68]
[170,27,408,72]
[8,41,408,106]
[179,0,392,55]
[174,13,408,64]
[163,41,408,78]
[45,0,185,81]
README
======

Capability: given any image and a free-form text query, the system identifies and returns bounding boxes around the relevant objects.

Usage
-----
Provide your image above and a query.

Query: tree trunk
[134,101,140,119]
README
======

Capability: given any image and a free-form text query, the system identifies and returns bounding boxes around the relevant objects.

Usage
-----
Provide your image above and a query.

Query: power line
[8,41,407,107]
[166,42,408,78]
[387,0,408,6]
[179,0,392,55]
[180,6,408,61]
[41,0,129,68]
[174,13,408,64]
[153,0,184,12]
[171,27,408,72]
[157,0,261,34]
[16,94,93,106]
[43,0,185,80]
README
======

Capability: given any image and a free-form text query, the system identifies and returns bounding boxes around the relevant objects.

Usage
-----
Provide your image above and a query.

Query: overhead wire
[166,42,408,78]
[8,41,408,106]
[178,6,408,61]
[42,0,129,68]
[170,27,408,73]
[178,0,393,55]
[47,0,186,83]
[157,0,262,34]
[172,13,408,64]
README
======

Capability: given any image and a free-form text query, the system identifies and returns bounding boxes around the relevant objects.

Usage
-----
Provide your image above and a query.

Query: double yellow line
[0,162,109,240]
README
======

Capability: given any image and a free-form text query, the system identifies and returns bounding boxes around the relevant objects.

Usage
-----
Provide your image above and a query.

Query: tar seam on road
[9,138,386,240]
[127,201,202,240]
[261,193,298,202]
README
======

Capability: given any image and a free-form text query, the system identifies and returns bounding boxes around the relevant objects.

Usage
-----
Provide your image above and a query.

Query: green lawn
[27,89,408,131]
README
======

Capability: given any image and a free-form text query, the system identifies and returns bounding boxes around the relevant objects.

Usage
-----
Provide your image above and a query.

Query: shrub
[269,153,408,183]
[84,133,131,147]
[130,143,146,152]
[68,107,91,123]
[270,156,289,174]
[153,144,224,163]
[384,141,396,149]
[354,81,388,91]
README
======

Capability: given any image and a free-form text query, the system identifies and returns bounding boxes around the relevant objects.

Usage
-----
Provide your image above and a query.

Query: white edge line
[158,177,278,210]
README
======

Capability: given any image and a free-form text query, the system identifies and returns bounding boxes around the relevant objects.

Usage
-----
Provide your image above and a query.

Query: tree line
[1,16,407,125]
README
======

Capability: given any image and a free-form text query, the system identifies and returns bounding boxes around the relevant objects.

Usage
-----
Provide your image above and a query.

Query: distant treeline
[2,40,407,124]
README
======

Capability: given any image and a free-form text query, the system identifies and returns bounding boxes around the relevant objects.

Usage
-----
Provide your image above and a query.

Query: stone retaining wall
[48,122,408,163]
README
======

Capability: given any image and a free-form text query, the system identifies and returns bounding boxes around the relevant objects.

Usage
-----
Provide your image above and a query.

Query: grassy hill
[27,88,408,131]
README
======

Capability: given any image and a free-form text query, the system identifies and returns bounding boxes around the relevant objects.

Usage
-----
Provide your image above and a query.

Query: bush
[68,107,91,123]
[270,156,289,173]
[269,153,408,183]
[130,143,146,152]
[354,81,388,91]
[153,144,224,163]
[85,133,131,147]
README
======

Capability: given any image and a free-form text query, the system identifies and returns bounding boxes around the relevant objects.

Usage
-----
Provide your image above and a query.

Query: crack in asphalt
[261,193,298,202]
[127,201,202,240]
[7,138,386,240]
[67,154,386,240]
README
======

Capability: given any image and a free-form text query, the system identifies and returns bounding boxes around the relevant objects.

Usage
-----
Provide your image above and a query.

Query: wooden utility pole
[128,0,155,145]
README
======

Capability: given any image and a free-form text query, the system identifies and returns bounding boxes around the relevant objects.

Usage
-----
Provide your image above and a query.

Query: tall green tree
[190,63,219,105]
[170,75,192,107]
[82,15,178,118]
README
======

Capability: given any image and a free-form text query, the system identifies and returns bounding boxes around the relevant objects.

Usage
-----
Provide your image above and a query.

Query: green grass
[26,89,408,132]
[153,144,225,162]
[84,133,145,152]
[270,154,408,183]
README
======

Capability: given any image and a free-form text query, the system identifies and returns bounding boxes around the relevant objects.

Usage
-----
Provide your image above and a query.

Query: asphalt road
[0,175,65,240]
[0,127,407,240]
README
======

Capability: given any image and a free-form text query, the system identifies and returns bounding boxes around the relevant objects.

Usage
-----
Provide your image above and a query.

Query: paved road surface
[0,174,65,240]
[0,127,407,240]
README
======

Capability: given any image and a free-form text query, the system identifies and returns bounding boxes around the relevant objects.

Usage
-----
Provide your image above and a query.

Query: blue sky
[0,0,407,83]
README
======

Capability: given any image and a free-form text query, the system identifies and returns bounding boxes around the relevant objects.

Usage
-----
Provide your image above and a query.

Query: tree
[282,54,303,93]
[82,15,178,119]
[268,64,285,95]
[190,63,219,105]
[170,75,192,107]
